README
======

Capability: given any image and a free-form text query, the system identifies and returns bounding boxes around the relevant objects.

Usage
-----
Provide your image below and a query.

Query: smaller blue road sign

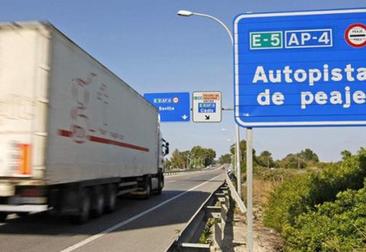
[198,103,216,113]
[144,92,190,122]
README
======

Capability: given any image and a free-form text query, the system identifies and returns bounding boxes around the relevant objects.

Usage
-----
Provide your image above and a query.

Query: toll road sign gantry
[234,9,366,252]
[234,9,366,128]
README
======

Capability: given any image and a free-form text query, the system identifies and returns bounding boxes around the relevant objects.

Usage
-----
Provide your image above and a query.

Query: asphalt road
[0,168,225,252]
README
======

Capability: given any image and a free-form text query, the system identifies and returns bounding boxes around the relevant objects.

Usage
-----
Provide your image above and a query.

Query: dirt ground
[229,208,283,252]
[211,177,283,251]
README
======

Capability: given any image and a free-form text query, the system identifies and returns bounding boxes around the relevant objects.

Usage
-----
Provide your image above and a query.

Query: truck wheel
[0,212,8,222]
[143,177,152,199]
[91,186,104,217]
[156,175,164,195]
[16,212,29,218]
[71,189,91,224]
[104,184,117,213]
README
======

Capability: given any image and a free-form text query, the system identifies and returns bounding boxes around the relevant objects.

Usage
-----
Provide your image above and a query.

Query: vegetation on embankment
[283,183,366,251]
[218,139,366,250]
[172,140,366,250]
[264,147,366,251]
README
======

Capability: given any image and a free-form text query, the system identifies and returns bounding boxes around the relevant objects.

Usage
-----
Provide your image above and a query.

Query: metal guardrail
[165,172,247,252]
[166,182,225,252]
[225,173,246,213]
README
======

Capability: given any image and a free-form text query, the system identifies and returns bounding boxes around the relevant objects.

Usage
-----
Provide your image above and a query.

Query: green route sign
[250,31,283,49]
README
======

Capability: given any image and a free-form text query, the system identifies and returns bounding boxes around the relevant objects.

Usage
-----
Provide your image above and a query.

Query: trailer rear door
[0,23,49,179]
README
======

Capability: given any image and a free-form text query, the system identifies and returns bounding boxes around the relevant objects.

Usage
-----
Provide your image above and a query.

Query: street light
[177,9,242,197]
[177,10,193,17]
[177,10,233,43]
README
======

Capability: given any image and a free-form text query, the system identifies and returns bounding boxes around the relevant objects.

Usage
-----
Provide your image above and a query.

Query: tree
[257,151,275,168]
[170,149,186,169]
[190,146,205,168]
[166,146,217,170]
[299,148,319,162]
[277,148,320,169]
[180,150,191,169]
[341,150,352,160]
[230,140,248,162]
[164,158,172,170]
[230,140,257,171]
[219,154,232,164]
[204,148,216,166]
[279,153,307,169]
[190,146,216,168]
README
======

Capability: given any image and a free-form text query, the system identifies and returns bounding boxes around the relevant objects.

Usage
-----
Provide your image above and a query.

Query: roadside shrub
[263,174,312,231]
[308,148,366,205]
[264,148,366,233]
[283,183,366,251]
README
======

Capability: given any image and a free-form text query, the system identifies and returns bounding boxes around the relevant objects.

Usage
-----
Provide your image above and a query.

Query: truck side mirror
[165,143,169,156]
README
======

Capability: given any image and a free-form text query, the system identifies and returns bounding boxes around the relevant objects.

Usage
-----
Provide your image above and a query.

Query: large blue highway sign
[144,92,190,122]
[234,9,366,127]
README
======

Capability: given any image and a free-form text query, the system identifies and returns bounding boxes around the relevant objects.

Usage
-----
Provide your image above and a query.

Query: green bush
[264,148,366,232]
[263,174,312,231]
[283,184,366,251]
[308,149,366,205]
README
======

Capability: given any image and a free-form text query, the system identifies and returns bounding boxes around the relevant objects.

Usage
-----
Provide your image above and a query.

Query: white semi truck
[0,21,169,223]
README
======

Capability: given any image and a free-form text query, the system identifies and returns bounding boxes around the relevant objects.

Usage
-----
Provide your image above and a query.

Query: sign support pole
[235,125,241,197]
[246,127,253,252]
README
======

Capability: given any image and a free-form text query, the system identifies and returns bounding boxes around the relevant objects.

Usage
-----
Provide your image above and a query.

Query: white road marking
[60,173,223,252]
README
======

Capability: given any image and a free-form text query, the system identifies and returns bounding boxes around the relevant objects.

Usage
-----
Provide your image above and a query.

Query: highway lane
[0,168,225,252]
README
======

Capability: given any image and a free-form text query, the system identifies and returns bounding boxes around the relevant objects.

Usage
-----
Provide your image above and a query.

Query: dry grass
[242,177,282,215]
[240,174,284,251]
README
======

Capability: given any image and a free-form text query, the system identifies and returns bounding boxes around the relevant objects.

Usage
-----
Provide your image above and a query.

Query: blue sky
[2,0,366,161]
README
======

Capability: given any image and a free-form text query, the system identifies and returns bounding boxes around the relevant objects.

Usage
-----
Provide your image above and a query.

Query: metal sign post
[246,127,253,252]
[235,125,241,197]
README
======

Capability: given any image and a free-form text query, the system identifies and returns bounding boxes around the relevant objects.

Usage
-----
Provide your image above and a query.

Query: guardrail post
[214,220,223,249]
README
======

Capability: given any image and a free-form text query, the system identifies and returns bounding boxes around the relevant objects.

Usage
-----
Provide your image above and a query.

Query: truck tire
[156,175,164,195]
[143,176,152,199]
[16,212,29,218]
[0,212,8,222]
[71,188,91,224]
[104,184,117,213]
[91,186,104,217]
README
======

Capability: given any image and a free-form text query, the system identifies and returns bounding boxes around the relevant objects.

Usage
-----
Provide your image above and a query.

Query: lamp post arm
[177,9,241,196]
[192,12,233,45]
[189,11,240,195]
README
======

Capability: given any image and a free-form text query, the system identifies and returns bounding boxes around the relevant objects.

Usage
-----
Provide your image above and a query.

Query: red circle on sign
[345,23,366,48]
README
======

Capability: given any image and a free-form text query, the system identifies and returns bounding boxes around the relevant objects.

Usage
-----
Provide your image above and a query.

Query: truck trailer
[0,21,169,223]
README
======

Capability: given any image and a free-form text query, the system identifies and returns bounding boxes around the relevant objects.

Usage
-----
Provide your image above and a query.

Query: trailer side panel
[45,28,159,184]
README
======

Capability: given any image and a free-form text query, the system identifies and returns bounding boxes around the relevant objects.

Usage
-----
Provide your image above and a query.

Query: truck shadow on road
[0,189,211,238]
